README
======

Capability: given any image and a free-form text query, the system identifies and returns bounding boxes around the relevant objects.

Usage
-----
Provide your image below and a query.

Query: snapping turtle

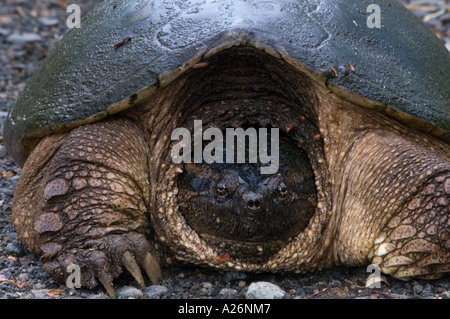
[3,0,450,297]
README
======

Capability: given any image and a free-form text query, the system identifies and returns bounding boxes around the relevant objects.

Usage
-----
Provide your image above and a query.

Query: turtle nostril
[247,198,261,210]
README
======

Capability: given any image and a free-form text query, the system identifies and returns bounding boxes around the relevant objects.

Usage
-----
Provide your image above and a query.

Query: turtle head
[177,137,317,263]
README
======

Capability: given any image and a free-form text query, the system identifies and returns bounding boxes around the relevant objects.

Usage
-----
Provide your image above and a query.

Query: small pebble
[4,232,17,240]
[421,284,434,296]
[5,242,25,257]
[199,281,213,293]
[18,273,29,282]
[222,271,247,283]
[116,286,144,299]
[7,33,43,45]
[6,292,20,299]
[31,289,49,299]
[0,146,7,158]
[0,188,15,197]
[219,288,239,299]
[246,282,286,299]
[38,16,59,26]
[144,285,168,299]
[0,28,11,36]
[34,283,47,290]
[412,281,423,294]
[439,291,450,299]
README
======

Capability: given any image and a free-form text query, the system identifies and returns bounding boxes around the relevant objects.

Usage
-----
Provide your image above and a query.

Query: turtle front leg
[12,117,161,297]
[333,129,449,280]
[372,168,450,279]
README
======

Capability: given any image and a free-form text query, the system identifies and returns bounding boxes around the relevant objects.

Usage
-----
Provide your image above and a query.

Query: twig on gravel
[404,5,438,11]
[304,287,328,299]
[15,6,28,18]
[423,8,448,23]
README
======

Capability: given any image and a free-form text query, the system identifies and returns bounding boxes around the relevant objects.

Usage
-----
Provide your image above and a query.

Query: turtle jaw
[179,194,317,264]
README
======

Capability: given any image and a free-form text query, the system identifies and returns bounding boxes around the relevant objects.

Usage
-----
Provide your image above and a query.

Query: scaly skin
[316,93,450,280]
[12,118,161,298]
[11,48,450,297]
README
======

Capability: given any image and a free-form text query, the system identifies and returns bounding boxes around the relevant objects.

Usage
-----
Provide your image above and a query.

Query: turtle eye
[275,182,290,202]
[216,181,227,197]
[213,174,237,200]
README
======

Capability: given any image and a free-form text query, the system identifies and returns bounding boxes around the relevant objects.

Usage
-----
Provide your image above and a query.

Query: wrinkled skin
[12,47,450,297]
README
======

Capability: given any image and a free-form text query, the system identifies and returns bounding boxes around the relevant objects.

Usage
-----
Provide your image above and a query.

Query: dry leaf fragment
[330,65,338,78]
[17,281,30,288]
[57,0,69,8]
[47,289,65,298]
[348,62,355,71]
[113,37,132,49]
[0,278,15,284]
[192,62,209,69]
[5,172,14,179]
[215,252,231,262]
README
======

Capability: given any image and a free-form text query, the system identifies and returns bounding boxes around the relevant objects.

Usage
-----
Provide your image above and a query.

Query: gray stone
[5,242,25,257]
[219,288,238,299]
[38,17,59,26]
[200,281,213,290]
[422,284,434,296]
[222,271,247,283]
[33,283,47,290]
[7,32,42,45]
[144,285,168,299]
[0,28,11,37]
[199,281,213,295]
[412,281,423,294]
[4,232,17,240]
[116,286,144,299]
[246,282,286,299]
[439,291,450,299]
[31,289,50,299]
[0,188,15,197]
[18,273,29,282]
[5,292,20,299]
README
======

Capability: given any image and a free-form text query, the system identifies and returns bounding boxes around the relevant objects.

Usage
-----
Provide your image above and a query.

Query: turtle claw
[122,250,146,290]
[142,252,162,285]
[98,270,116,299]
[102,250,161,298]
[41,233,161,299]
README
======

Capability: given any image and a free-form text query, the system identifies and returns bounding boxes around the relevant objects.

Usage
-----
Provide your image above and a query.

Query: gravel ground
[0,0,449,300]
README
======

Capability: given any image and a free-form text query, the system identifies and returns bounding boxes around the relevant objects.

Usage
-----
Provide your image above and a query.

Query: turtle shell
[4,0,450,165]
